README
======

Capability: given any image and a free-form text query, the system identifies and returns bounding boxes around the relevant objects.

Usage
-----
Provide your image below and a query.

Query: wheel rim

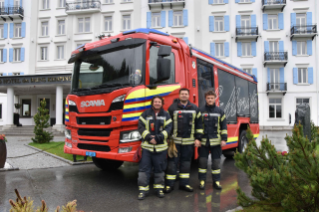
[241,136,248,152]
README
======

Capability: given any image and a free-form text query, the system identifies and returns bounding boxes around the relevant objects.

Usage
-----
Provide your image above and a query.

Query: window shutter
[20,0,22,6]
[161,11,166,28]
[21,22,26,38]
[237,42,242,57]
[279,68,285,90]
[183,9,188,27]
[9,0,13,6]
[263,14,268,30]
[292,40,297,56]
[267,68,270,83]
[3,23,8,39]
[307,40,312,56]
[183,37,188,45]
[235,0,239,3]
[264,41,269,52]
[236,15,241,28]
[279,41,284,52]
[209,16,214,32]
[293,68,298,84]
[210,42,215,56]
[168,10,173,27]
[146,12,151,28]
[252,42,257,56]
[224,15,229,31]
[251,0,255,2]
[291,13,296,27]
[209,0,213,4]
[279,13,284,30]
[252,68,257,79]
[307,12,312,25]
[20,72,24,75]
[225,42,229,57]
[251,15,256,27]
[308,67,313,84]
[21,47,25,62]
[4,0,8,7]
[8,73,13,76]
[224,0,228,3]
[2,73,6,76]
[9,23,13,38]
[9,48,13,62]
[3,49,7,63]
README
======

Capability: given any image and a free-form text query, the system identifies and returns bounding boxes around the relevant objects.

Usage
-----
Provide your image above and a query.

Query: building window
[0,49,3,63]
[58,0,65,7]
[214,17,224,32]
[243,68,252,75]
[297,41,307,55]
[13,48,21,62]
[215,43,224,57]
[0,1,4,7]
[0,104,2,119]
[298,68,308,84]
[14,0,19,7]
[40,47,48,61]
[240,0,250,2]
[268,15,278,30]
[41,21,49,36]
[122,15,131,30]
[173,11,183,27]
[0,24,3,39]
[152,12,161,28]
[21,99,31,117]
[78,17,90,33]
[269,98,282,119]
[57,46,64,60]
[43,0,50,9]
[296,98,309,106]
[14,23,21,38]
[104,16,112,32]
[242,42,251,56]
[269,68,280,89]
[57,20,65,35]
[105,0,113,3]
[214,0,223,3]
[13,72,20,76]
[269,41,279,52]
[123,0,132,2]
[296,14,306,27]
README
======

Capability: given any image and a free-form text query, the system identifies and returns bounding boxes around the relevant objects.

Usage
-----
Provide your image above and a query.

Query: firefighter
[165,88,203,193]
[198,90,227,190]
[137,96,173,200]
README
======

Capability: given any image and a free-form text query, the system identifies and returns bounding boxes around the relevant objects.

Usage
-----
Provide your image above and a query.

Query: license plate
[86,151,96,157]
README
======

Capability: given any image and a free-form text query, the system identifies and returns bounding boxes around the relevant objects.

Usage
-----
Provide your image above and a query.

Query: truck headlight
[65,129,72,140]
[120,130,141,143]
[68,100,76,106]
[112,95,126,103]
[65,142,72,148]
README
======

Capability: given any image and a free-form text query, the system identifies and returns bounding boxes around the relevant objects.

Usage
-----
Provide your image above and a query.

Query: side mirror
[158,45,172,57]
[155,58,171,83]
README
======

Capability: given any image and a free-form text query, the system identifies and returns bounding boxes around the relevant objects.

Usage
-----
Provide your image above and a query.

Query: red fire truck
[64,28,259,170]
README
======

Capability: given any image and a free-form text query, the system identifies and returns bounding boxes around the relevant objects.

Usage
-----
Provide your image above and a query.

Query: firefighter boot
[138,192,148,200]
[164,186,174,193]
[199,180,205,190]
[179,185,194,192]
[156,190,165,198]
[213,181,222,190]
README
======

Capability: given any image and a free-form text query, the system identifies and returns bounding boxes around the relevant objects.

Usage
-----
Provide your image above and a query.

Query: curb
[25,144,93,166]
[0,166,19,172]
[225,206,243,212]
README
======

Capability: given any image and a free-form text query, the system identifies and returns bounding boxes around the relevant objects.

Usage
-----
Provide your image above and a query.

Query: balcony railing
[266,83,287,93]
[236,27,258,36]
[291,25,317,35]
[262,0,286,6]
[264,52,287,61]
[66,1,101,12]
[149,0,185,2]
[0,6,24,17]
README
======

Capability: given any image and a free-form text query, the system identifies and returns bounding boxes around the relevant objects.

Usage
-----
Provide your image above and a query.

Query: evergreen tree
[32,99,53,144]
[234,124,319,212]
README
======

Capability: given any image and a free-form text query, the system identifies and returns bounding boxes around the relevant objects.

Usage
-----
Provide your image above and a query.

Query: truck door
[196,59,214,108]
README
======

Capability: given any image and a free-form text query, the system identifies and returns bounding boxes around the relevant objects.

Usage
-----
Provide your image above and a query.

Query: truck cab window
[149,46,175,85]
[197,59,214,108]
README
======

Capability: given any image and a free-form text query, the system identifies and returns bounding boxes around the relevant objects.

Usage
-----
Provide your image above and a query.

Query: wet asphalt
[0,156,251,212]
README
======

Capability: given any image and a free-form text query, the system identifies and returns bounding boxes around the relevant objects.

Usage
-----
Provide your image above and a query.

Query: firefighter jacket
[168,99,203,145]
[200,104,227,146]
[138,108,173,152]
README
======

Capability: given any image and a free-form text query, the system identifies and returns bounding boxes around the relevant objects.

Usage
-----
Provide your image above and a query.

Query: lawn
[237,204,285,212]
[29,142,92,162]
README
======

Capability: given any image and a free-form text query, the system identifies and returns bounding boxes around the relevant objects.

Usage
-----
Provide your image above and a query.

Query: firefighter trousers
[138,149,167,193]
[166,144,194,187]
[198,144,222,182]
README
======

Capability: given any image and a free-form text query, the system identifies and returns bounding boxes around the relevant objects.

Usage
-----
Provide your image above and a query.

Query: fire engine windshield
[71,43,144,94]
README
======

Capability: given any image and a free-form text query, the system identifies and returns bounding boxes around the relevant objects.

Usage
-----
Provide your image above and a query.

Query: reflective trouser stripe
[212,169,221,174]
[179,173,190,179]
[198,168,207,173]
[166,175,176,180]
[153,184,164,189]
[196,129,204,134]
[139,186,149,191]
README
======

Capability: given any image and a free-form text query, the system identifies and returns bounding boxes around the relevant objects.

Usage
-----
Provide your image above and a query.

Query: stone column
[53,86,64,132]
[4,87,14,129]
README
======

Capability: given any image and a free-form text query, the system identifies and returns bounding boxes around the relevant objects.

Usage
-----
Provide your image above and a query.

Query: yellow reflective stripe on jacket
[197,111,202,119]
[221,114,226,122]
[139,186,149,191]
[198,168,207,173]
[179,173,190,178]
[164,118,172,127]
[161,130,168,140]
[166,175,176,180]
[212,169,221,174]
[221,130,227,135]
[142,130,150,139]
[139,116,147,125]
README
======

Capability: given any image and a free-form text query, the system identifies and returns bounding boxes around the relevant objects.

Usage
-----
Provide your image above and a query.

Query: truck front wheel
[92,158,123,170]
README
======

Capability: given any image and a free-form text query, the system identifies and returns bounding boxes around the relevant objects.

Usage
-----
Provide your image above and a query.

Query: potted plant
[0,134,7,168]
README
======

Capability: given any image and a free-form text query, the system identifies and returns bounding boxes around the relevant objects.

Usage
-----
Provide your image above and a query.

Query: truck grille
[77,144,110,152]
[78,129,112,137]
[79,138,108,142]
[77,116,111,125]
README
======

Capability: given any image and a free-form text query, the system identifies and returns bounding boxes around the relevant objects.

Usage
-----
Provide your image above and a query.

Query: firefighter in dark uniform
[165,88,203,193]
[137,96,173,200]
[198,90,227,190]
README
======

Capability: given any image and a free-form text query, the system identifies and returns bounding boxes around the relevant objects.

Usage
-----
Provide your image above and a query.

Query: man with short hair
[137,96,172,200]
[165,88,203,193]
[198,90,227,190]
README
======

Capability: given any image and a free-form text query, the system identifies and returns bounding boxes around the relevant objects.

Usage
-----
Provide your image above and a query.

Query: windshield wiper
[73,88,92,92]
[91,83,132,90]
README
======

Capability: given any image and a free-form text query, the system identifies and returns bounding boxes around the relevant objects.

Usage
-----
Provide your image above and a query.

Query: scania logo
[81,100,105,108]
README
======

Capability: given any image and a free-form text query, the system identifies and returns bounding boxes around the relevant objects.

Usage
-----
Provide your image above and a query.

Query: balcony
[263,52,288,67]
[148,0,185,10]
[262,0,286,12]
[235,27,259,42]
[0,7,24,21]
[65,1,101,15]
[266,83,287,95]
[290,25,317,41]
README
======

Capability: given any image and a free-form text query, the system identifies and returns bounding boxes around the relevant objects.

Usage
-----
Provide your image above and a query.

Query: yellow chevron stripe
[227,137,237,143]
[123,101,151,109]
[126,85,181,100]
[65,115,69,119]
[122,112,142,118]
[254,134,259,138]
[66,108,69,112]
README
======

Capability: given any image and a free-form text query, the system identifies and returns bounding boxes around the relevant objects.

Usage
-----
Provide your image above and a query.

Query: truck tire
[92,158,123,170]
[238,130,248,153]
